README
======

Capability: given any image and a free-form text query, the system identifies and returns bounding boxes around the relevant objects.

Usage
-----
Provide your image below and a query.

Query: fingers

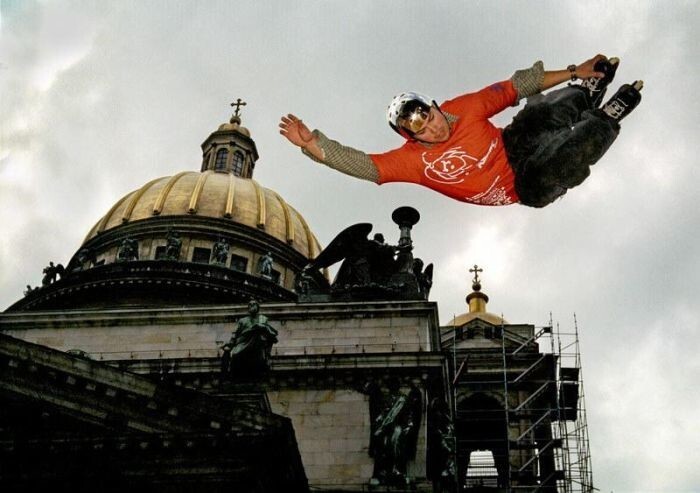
[280,114,298,124]
[279,114,310,146]
[279,115,295,136]
[279,114,304,130]
[280,114,303,125]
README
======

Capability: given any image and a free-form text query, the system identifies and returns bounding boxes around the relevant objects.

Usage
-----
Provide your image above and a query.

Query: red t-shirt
[370,81,519,206]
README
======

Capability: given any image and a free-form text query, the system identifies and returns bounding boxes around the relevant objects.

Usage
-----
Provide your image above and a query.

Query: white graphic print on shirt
[421,139,499,184]
[466,176,513,206]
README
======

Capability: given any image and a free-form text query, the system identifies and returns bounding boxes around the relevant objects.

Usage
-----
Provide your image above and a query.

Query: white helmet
[386,92,435,139]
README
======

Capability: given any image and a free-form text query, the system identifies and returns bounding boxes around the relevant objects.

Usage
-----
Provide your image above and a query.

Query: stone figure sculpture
[71,247,95,272]
[221,299,278,376]
[257,252,274,278]
[428,397,458,492]
[211,238,229,266]
[295,207,433,301]
[117,237,139,262]
[164,230,182,261]
[41,262,64,286]
[366,380,422,486]
[41,262,55,286]
[413,258,434,299]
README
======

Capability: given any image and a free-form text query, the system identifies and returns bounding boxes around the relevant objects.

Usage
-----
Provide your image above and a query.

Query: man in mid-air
[279,55,642,208]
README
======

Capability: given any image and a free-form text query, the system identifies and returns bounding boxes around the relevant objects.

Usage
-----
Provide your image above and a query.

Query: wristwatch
[567,64,578,81]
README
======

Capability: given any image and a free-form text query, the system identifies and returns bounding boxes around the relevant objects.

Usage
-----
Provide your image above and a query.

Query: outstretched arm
[279,114,380,183]
[542,54,608,91]
[512,54,611,99]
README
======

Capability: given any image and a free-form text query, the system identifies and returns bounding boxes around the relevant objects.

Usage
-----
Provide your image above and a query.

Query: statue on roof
[295,207,433,301]
[41,261,64,286]
[211,238,229,266]
[77,248,93,267]
[117,237,139,262]
[413,258,433,299]
[164,230,182,261]
[257,251,274,279]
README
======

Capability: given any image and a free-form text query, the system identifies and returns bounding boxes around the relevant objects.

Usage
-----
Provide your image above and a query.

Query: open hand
[279,114,315,149]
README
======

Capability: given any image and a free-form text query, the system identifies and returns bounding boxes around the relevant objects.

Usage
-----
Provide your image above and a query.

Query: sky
[1,1,699,491]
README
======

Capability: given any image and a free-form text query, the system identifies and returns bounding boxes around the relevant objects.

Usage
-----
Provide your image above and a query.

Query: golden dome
[446,266,507,327]
[448,310,506,327]
[84,171,320,259]
[217,120,251,137]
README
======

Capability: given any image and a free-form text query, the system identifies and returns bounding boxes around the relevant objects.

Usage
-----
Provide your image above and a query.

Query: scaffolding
[550,316,595,493]
[448,315,595,492]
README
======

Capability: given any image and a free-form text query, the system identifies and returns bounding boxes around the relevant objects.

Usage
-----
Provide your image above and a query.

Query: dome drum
[11,259,296,311]
[75,215,312,285]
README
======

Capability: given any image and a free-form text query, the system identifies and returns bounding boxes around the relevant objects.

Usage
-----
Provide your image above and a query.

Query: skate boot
[601,81,643,122]
[579,57,620,108]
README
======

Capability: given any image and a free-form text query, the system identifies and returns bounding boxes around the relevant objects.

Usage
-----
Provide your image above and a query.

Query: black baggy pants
[503,86,620,208]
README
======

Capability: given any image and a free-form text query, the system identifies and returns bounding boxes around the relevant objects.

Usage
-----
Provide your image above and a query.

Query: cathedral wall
[267,387,428,488]
[268,388,375,487]
[274,313,432,356]
[0,302,438,360]
[0,302,439,488]
[0,322,227,360]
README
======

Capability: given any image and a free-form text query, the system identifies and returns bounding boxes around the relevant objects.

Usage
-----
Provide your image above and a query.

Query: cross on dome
[230,98,247,118]
[469,264,483,285]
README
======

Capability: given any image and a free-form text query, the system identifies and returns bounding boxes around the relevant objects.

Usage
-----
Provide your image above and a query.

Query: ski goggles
[396,100,432,136]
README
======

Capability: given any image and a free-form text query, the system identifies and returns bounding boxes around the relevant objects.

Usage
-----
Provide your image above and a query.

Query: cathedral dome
[83,172,319,259]
[8,103,322,311]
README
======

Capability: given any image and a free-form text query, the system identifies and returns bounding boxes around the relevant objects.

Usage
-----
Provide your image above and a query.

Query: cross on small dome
[230,98,247,120]
[469,264,483,286]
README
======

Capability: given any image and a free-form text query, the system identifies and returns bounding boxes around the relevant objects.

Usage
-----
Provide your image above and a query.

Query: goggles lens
[397,101,431,135]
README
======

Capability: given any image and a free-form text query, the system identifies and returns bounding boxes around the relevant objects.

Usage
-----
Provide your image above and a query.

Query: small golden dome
[84,171,320,259]
[217,120,251,137]
[448,310,506,327]
[447,265,507,327]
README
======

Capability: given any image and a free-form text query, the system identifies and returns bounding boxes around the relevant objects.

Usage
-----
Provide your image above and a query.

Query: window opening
[214,148,228,171]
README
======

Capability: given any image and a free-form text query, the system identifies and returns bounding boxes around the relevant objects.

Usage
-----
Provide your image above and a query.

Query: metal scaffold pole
[501,317,512,493]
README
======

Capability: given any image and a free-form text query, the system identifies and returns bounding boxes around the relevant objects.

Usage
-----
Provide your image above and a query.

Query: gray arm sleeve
[511,60,545,100]
[301,130,380,183]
